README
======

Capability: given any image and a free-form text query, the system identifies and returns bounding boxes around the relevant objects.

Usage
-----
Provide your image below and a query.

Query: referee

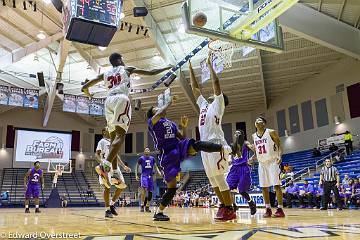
[319,158,342,210]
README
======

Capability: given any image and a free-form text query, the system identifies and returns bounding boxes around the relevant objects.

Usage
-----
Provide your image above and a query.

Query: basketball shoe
[273,208,285,218]
[263,208,272,218]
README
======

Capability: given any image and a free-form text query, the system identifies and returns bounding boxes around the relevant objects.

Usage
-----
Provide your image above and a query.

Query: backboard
[182,0,298,53]
[47,159,72,174]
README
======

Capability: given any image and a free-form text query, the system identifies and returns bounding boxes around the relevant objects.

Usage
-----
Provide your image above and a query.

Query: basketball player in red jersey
[81,53,171,187]
[252,117,285,218]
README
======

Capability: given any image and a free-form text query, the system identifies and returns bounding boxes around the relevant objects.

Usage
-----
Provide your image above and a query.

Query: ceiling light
[178,24,185,34]
[120,12,125,19]
[42,0,52,3]
[33,55,39,62]
[153,55,163,61]
[36,31,46,40]
[87,64,92,70]
[98,46,107,51]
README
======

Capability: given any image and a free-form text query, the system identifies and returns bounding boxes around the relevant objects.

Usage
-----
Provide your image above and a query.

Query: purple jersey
[353,183,360,194]
[231,144,249,166]
[138,156,155,176]
[148,118,179,151]
[28,168,42,185]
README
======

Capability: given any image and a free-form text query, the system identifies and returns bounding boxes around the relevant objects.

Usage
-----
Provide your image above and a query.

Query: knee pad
[161,188,177,207]
[147,191,153,201]
[213,175,230,192]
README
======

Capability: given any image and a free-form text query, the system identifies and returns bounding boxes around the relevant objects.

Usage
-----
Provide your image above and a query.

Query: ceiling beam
[72,42,102,74]
[338,0,347,20]
[131,0,199,114]
[279,3,360,59]
[0,31,63,67]
[43,40,70,127]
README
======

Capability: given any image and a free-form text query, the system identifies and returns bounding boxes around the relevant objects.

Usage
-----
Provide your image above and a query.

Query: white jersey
[103,66,131,96]
[96,138,111,161]
[252,128,278,163]
[196,94,225,142]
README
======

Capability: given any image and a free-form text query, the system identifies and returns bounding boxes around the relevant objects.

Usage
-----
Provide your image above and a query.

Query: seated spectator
[313,185,323,209]
[329,143,339,152]
[340,178,353,208]
[285,180,299,208]
[60,194,68,208]
[342,174,350,186]
[285,168,294,181]
[283,163,290,172]
[86,185,93,197]
[312,148,321,157]
[299,180,314,208]
[351,178,360,207]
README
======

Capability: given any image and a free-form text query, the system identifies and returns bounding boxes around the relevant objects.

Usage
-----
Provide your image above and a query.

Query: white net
[208,40,235,69]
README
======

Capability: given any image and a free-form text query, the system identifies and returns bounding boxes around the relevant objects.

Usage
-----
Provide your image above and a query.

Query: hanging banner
[76,96,90,114]
[63,94,77,113]
[90,98,104,116]
[24,89,39,109]
[8,87,24,107]
[0,85,9,105]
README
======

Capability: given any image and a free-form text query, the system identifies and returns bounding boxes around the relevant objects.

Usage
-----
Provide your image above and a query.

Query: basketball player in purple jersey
[147,96,225,221]
[252,117,285,218]
[82,53,171,187]
[226,130,257,215]
[136,147,162,212]
[24,161,44,213]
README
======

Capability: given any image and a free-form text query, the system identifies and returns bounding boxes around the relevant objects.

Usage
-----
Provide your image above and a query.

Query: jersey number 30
[257,145,267,154]
[107,74,122,88]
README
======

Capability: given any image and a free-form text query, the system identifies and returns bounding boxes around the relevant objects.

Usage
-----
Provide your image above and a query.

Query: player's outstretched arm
[24,169,30,189]
[81,74,104,97]
[126,65,173,76]
[135,162,140,181]
[270,130,283,163]
[151,95,177,125]
[94,150,102,164]
[207,54,221,96]
[188,61,201,100]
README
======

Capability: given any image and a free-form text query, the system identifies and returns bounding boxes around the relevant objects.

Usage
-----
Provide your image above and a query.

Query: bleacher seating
[184,170,209,191]
[0,168,100,207]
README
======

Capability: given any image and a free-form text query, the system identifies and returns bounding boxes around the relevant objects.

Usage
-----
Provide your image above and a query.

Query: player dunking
[135,147,162,212]
[189,56,237,221]
[24,161,44,213]
[226,130,257,215]
[147,95,226,221]
[252,117,285,218]
[95,128,130,218]
[82,53,171,187]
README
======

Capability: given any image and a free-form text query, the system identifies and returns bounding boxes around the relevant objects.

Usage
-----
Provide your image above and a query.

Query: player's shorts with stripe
[258,159,281,188]
[201,139,231,178]
[105,94,132,133]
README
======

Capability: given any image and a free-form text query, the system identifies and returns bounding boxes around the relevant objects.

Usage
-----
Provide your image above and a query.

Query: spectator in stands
[61,194,68,208]
[299,180,314,208]
[313,185,323,209]
[341,178,353,208]
[329,143,339,153]
[86,185,93,197]
[1,191,9,201]
[312,148,321,157]
[351,178,360,207]
[344,131,354,155]
[184,191,190,207]
[284,180,299,208]
[283,164,290,172]
[342,174,350,185]
[319,158,342,210]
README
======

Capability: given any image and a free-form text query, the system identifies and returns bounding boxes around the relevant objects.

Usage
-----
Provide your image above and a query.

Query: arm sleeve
[196,95,207,108]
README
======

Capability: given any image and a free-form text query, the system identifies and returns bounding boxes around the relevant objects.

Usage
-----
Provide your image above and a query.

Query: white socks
[265,204,271,209]
[25,205,29,209]
[278,205,283,209]
[110,200,115,206]
[35,205,39,209]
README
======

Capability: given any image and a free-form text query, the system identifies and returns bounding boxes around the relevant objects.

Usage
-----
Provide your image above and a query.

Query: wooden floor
[0,207,359,239]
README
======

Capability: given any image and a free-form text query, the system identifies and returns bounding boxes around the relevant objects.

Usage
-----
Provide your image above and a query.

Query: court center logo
[25,136,64,159]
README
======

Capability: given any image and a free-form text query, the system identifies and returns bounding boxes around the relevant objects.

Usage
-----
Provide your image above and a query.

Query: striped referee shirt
[321,166,339,182]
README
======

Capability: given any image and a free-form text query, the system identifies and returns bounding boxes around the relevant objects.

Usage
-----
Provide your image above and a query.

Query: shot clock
[63,0,124,46]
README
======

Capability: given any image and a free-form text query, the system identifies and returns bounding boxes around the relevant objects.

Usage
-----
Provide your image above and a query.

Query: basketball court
[0,207,359,239]
[0,0,359,239]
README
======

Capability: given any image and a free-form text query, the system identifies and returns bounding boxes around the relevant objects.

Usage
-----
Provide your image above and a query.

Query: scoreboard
[64,0,123,46]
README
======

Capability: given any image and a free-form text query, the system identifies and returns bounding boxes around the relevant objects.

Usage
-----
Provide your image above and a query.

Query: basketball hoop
[208,39,235,69]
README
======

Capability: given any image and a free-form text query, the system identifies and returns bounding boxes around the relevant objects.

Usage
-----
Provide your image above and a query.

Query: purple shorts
[159,138,195,183]
[141,175,154,191]
[25,184,40,199]
[226,164,252,192]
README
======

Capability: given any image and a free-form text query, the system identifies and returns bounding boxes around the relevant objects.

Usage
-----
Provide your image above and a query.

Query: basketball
[193,12,207,27]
